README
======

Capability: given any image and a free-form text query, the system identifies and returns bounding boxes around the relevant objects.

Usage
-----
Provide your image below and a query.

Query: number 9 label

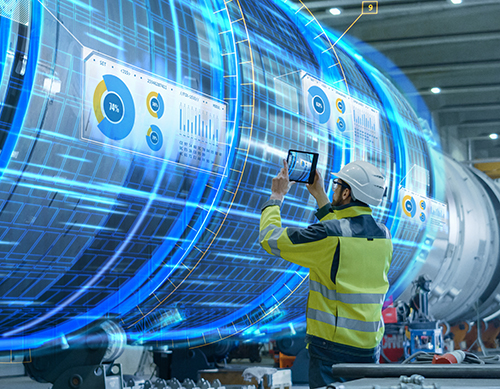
[362,1,378,14]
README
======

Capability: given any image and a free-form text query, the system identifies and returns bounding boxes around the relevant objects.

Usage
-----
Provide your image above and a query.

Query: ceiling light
[490,133,499,140]
[450,0,462,4]
[329,8,342,15]
[431,87,441,94]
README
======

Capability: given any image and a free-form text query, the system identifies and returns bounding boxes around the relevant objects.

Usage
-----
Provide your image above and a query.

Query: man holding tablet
[259,157,393,388]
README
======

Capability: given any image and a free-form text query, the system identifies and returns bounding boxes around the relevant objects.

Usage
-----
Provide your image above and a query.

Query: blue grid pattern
[0,0,442,350]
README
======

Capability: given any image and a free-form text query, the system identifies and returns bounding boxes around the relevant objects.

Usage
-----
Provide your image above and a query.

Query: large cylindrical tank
[0,0,498,351]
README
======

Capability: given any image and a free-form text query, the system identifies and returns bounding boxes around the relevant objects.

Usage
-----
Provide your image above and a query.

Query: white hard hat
[334,161,386,206]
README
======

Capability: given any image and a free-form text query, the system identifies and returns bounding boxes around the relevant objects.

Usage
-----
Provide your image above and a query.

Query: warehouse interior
[0,0,500,388]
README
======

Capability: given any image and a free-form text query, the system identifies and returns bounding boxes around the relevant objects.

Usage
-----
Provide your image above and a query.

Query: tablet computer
[287,149,319,184]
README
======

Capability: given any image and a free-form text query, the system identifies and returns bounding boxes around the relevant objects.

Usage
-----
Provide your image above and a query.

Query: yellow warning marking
[294,4,304,13]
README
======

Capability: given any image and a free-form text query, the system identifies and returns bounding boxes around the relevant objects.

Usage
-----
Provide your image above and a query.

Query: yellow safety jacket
[260,200,393,349]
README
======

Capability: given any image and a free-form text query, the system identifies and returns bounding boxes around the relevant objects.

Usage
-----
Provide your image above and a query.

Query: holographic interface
[0,0,449,353]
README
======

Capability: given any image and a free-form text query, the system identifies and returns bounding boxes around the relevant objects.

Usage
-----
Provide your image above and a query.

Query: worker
[259,159,393,388]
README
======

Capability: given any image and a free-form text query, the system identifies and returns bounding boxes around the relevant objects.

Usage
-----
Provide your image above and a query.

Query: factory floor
[3,355,500,388]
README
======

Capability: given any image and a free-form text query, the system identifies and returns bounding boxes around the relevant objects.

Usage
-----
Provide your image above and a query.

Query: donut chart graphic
[336,98,346,114]
[146,125,163,152]
[337,117,346,132]
[93,75,135,140]
[420,199,426,210]
[147,91,164,119]
[403,195,417,218]
[307,86,331,124]
[419,212,426,222]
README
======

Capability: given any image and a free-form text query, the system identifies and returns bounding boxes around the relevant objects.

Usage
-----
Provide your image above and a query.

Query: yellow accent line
[328,62,340,69]
[239,61,252,65]
[153,293,161,302]
[235,147,247,151]
[175,244,184,250]
[295,4,304,13]
[203,333,206,343]
[224,75,237,78]
[214,208,227,216]
[217,328,222,339]
[205,228,216,235]
[331,13,363,48]
[223,189,234,194]
[187,337,190,347]
[137,306,144,315]
[314,32,324,40]
[246,314,252,324]
[93,80,106,123]
[186,224,198,232]
[331,78,347,85]
[235,39,249,44]
[168,279,176,287]
[194,246,204,253]
[232,17,244,23]
[230,168,242,173]
[241,83,254,86]
[260,305,266,314]
[232,322,237,331]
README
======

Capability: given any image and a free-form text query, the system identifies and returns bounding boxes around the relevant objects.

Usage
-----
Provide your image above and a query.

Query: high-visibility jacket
[260,200,393,349]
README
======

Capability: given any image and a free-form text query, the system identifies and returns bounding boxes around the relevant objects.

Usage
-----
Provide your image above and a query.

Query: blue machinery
[1,0,500,354]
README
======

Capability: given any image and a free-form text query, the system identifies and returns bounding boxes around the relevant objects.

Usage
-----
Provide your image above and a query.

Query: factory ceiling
[299,0,500,178]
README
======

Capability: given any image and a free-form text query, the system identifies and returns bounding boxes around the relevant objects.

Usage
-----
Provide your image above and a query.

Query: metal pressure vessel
[0,0,498,351]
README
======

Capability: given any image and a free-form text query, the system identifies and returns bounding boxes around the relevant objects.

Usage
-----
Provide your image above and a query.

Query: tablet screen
[287,150,319,184]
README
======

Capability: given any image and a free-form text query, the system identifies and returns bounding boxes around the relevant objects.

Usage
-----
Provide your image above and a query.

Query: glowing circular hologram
[93,74,135,141]
[337,116,346,132]
[307,85,331,124]
[146,125,163,152]
[403,195,417,218]
[336,98,346,114]
[147,91,165,119]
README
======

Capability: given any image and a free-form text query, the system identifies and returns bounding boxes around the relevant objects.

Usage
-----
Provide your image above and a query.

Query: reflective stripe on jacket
[259,201,393,349]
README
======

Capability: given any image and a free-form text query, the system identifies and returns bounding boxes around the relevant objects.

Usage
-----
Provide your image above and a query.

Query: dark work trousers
[308,342,380,388]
